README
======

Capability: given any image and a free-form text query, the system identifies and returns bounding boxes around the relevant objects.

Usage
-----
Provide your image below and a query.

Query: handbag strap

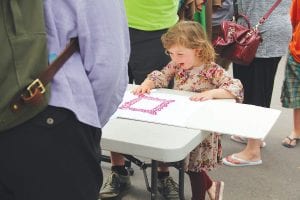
[10,38,79,112]
[233,0,239,20]
[258,0,282,25]
[232,0,282,25]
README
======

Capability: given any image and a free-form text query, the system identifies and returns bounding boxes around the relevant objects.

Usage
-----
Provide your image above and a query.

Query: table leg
[178,160,185,200]
[151,160,158,200]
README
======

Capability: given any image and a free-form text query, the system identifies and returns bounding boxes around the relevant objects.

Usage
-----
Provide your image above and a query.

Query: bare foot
[207,181,216,200]
[207,181,224,200]
[233,152,261,162]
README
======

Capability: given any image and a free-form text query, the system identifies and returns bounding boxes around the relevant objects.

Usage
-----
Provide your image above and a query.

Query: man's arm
[77,0,130,127]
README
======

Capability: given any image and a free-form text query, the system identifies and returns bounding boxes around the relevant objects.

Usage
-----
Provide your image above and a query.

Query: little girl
[133,21,243,200]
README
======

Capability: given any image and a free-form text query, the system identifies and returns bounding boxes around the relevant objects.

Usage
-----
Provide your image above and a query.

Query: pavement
[101,57,300,200]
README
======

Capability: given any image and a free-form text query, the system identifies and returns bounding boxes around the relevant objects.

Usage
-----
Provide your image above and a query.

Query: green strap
[9,0,25,35]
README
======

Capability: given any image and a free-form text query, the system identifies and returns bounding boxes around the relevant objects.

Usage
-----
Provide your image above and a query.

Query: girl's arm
[132,62,176,95]
[190,88,235,101]
[148,62,176,88]
[191,64,244,102]
[211,66,244,102]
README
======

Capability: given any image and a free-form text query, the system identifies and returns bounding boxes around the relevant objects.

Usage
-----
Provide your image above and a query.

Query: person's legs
[188,170,224,200]
[230,135,266,148]
[157,163,179,200]
[224,58,281,165]
[0,183,12,200]
[187,134,223,199]
[0,106,102,200]
[110,152,126,166]
[232,138,262,161]
[282,108,300,147]
[109,152,129,177]
[104,159,181,200]
[281,54,300,147]
[128,28,170,85]
[233,57,280,107]
[287,108,300,138]
[233,57,280,108]
[250,58,279,107]
[100,152,131,199]
[294,108,300,135]
[207,181,224,200]
[188,171,212,200]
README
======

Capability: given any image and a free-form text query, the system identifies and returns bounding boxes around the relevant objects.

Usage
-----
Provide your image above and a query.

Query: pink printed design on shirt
[119,94,175,115]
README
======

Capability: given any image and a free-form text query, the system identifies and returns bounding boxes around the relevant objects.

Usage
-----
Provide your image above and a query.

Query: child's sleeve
[146,62,176,88]
[210,66,244,103]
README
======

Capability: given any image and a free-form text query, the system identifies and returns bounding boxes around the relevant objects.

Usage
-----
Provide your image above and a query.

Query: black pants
[233,57,281,108]
[0,106,102,200]
[128,28,170,84]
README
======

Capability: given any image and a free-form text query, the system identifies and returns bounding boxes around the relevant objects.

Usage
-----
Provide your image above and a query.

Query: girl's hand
[190,89,235,101]
[132,80,155,95]
[189,90,214,101]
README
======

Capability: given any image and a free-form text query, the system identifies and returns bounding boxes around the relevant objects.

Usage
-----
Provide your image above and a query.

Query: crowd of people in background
[1,0,299,200]
[101,0,298,200]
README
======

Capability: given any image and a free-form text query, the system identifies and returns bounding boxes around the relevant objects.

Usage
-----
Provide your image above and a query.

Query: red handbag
[213,14,262,65]
[213,0,282,66]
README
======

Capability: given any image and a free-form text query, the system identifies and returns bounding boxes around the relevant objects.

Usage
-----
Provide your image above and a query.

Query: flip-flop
[222,154,262,167]
[230,135,266,148]
[282,136,300,148]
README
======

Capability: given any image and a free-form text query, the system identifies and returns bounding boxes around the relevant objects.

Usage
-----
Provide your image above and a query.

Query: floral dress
[147,61,244,172]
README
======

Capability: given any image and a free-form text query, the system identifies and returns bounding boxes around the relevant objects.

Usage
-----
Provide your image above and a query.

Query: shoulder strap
[39,38,79,87]
[10,38,79,112]
[258,0,282,25]
[233,0,239,20]
[233,0,282,25]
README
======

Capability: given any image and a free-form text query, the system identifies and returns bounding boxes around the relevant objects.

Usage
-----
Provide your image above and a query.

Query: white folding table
[101,86,212,199]
[102,118,209,199]
[101,85,280,199]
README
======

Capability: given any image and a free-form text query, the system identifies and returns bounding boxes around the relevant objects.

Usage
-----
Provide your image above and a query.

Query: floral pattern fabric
[147,61,244,172]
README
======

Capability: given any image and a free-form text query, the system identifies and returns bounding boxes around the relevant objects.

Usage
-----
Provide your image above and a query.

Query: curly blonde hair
[161,21,215,64]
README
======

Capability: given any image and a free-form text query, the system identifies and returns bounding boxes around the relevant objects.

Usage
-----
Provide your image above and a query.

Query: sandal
[282,136,300,148]
[222,154,262,167]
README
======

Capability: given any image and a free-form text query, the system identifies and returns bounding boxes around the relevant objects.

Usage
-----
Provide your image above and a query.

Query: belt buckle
[26,79,46,97]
